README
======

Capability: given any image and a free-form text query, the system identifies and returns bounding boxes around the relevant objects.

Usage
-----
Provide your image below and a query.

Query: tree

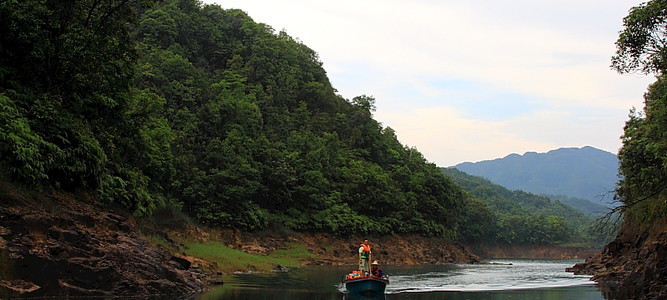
[351,95,377,113]
[612,0,667,74]
[0,0,169,215]
[612,0,667,222]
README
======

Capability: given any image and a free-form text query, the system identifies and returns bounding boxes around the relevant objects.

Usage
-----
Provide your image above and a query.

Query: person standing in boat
[358,239,372,276]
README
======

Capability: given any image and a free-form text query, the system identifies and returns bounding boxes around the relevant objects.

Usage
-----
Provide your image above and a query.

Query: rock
[0,192,209,298]
[0,279,40,294]
[241,244,269,254]
[566,220,667,299]
[273,265,288,272]
[170,256,192,270]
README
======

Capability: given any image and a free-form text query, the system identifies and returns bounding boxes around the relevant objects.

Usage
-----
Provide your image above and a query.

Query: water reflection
[194,260,604,300]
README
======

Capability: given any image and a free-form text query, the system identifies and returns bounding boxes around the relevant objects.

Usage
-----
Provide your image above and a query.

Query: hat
[371,260,380,265]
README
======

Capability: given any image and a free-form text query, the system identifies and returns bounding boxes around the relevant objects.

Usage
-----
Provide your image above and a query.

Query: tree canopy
[612,0,667,74]
[1,0,609,245]
[613,0,667,225]
[0,0,470,238]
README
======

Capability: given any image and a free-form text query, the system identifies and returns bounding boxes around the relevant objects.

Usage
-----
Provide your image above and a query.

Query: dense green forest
[441,168,611,247]
[0,0,607,245]
[0,0,466,237]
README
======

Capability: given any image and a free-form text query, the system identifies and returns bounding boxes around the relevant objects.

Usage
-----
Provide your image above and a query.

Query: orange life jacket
[360,243,371,259]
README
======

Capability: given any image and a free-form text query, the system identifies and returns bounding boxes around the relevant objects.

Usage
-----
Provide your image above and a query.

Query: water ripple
[385,259,595,294]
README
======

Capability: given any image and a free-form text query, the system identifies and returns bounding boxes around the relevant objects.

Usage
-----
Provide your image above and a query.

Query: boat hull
[344,277,388,296]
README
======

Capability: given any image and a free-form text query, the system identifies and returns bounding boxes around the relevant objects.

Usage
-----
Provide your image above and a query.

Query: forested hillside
[0,0,472,238]
[453,146,619,205]
[441,168,610,247]
[546,194,610,216]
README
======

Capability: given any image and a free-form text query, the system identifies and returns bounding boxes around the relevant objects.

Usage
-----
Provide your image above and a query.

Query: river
[193,259,604,299]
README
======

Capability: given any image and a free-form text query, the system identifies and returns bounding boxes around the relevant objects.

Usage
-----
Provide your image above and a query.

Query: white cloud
[376,107,558,166]
[206,0,655,165]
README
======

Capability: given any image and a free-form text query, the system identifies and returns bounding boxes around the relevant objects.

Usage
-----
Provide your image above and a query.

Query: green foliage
[0,93,53,182]
[616,76,667,223]
[129,0,471,237]
[0,0,164,213]
[442,168,606,246]
[1,0,470,237]
[612,0,667,74]
[613,0,667,227]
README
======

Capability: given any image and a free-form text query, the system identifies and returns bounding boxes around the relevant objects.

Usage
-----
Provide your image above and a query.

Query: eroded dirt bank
[0,185,213,299]
[213,230,480,267]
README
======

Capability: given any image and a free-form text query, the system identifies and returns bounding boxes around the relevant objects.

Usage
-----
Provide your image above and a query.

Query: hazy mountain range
[451,146,619,206]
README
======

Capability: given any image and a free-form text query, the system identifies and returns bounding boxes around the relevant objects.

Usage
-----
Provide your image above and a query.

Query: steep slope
[453,146,618,206]
[0,0,469,238]
[0,0,476,297]
[569,218,667,299]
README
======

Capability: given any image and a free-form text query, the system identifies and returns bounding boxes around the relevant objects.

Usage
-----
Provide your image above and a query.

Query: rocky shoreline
[0,187,214,299]
[567,220,667,299]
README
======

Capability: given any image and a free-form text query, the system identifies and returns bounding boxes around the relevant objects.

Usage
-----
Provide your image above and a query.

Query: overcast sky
[203,0,653,166]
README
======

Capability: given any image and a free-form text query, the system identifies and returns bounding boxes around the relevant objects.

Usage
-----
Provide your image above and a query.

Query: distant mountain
[452,146,618,206]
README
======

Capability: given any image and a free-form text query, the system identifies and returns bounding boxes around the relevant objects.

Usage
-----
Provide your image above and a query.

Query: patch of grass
[271,242,316,263]
[183,241,315,273]
[145,234,175,251]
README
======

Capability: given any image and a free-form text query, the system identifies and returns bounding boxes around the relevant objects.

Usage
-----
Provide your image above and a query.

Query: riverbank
[178,229,482,268]
[0,182,598,299]
[472,245,597,260]
[0,183,480,298]
[567,218,667,299]
[0,183,214,299]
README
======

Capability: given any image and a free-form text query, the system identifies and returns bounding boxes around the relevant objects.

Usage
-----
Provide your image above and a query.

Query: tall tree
[612,0,667,74]
[0,0,164,214]
[612,0,667,221]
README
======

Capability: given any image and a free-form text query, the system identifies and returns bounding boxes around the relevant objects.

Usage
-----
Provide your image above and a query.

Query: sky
[203,0,654,166]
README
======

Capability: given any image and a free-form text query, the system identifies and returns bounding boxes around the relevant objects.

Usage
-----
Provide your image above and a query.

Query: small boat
[342,271,389,297]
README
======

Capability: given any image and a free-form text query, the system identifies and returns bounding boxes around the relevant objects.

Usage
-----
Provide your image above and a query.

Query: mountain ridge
[452,146,618,206]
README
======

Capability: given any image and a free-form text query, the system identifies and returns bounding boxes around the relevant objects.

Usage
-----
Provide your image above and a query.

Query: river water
[193,259,603,299]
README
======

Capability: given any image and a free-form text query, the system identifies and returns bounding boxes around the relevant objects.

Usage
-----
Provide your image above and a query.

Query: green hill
[441,168,611,247]
[0,0,604,248]
[544,194,610,216]
[0,0,467,238]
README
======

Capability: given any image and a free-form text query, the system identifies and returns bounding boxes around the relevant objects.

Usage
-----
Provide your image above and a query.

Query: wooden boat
[342,272,389,297]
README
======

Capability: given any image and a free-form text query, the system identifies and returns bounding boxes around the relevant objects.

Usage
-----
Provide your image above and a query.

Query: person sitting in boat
[371,260,384,278]
[358,239,372,276]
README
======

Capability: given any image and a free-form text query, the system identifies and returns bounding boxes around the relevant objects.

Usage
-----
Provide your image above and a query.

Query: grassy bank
[181,241,315,273]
